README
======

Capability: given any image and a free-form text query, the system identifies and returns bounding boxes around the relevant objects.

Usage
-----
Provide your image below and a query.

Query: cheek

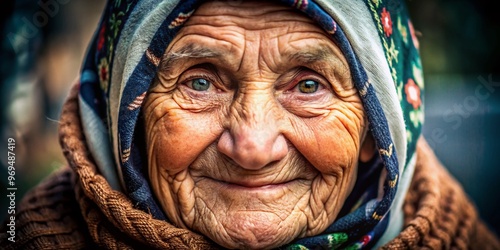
[295,122,355,174]
[287,104,365,175]
[145,97,223,174]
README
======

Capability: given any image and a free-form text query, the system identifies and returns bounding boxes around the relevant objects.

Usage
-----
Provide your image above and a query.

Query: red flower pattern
[361,235,371,245]
[381,7,393,37]
[97,25,106,51]
[100,64,108,82]
[98,58,109,92]
[405,79,421,109]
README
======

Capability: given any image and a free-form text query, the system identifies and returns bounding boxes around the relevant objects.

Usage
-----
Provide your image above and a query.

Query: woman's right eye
[187,78,212,91]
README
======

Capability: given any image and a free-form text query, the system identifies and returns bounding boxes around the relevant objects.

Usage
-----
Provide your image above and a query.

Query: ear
[359,132,376,163]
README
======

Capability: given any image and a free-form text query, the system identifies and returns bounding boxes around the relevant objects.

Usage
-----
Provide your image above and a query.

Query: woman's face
[143,1,369,249]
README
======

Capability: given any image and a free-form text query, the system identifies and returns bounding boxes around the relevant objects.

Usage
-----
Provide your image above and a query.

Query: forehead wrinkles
[187,0,317,32]
[161,1,349,80]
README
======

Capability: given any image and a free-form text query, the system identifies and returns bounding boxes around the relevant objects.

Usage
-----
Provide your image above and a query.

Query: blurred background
[1,0,499,236]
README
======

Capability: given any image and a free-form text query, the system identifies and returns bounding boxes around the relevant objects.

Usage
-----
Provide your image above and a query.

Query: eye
[297,80,319,93]
[187,78,211,91]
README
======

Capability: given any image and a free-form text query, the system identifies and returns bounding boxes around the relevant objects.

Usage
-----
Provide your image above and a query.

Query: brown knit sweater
[1,85,499,249]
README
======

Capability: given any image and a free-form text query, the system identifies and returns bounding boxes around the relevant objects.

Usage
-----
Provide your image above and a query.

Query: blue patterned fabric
[78,0,424,248]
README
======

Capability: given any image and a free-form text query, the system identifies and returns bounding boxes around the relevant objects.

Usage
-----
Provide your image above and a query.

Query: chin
[186,178,316,250]
[202,211,303,249]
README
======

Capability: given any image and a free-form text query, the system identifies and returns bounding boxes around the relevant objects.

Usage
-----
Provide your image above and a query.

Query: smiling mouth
[204,176,303,191]
[226,180,294,189]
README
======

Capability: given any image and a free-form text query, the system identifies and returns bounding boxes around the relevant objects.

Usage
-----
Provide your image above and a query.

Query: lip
[205,177,299,190]
[197,176,311,201]
[224,180,293,189]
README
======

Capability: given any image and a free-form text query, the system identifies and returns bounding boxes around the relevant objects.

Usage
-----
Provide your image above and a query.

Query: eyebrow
[160,43,334,72]
[156,43,348,84]
[159,44,222,72]
[287,47,330,65]
[286,45,352,88]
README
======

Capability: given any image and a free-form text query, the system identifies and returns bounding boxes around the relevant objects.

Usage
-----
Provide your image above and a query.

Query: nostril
[217,130,288,170]
[271,134,288,162]
[217,130,234,157]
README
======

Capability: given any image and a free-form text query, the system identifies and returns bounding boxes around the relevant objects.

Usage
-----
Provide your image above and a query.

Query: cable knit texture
[1,84,499,249]
[382,138,499,250]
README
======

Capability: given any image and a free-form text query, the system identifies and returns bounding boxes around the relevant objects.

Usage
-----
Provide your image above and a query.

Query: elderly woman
[2,0,499,249]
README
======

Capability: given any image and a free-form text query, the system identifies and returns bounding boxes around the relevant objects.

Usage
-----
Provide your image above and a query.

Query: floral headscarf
[78,0,423,248]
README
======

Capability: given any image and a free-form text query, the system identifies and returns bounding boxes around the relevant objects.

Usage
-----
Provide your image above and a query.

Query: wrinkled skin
[143,1,373,249]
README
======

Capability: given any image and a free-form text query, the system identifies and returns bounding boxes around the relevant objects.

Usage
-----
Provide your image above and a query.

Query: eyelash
[287,72,329,93]
[181,72,218,89]
[179,66,331,95]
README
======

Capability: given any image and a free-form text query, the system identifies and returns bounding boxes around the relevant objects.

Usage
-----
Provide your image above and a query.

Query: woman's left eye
[296,80,319,93]
[188,78,211,91]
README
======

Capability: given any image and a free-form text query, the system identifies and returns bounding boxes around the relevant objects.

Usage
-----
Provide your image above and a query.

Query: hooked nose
[217,127,288,170]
